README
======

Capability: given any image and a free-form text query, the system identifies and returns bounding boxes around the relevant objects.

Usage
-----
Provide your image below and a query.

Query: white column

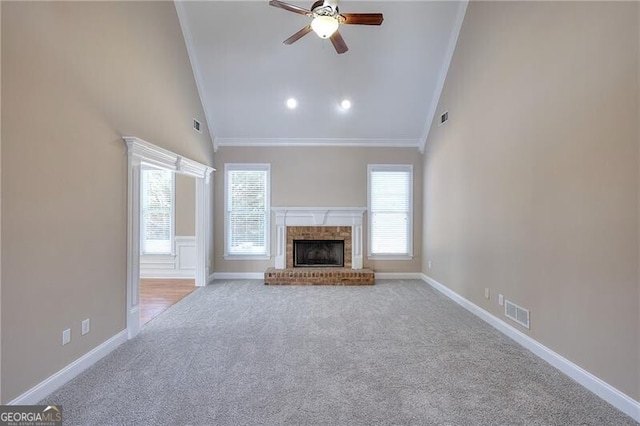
[195,175,210,287]
[275,212,286,269]
[352,223,363,269]
[126,152,141,339]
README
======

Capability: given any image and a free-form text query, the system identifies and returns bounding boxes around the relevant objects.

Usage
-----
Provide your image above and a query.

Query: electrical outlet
[62,329,71,345]
[82,319,90,336]
[484,288,490,299]
[428,261,432,269]
[498,294,504,306]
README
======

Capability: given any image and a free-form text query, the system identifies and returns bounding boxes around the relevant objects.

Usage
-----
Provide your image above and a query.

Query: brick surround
[264,267,375,286]
[286,226,352,269]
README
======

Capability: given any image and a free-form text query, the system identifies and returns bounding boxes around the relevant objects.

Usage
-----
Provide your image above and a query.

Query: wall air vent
[193,119,202,133]
[439,111,449,126]
[505,299,530,329]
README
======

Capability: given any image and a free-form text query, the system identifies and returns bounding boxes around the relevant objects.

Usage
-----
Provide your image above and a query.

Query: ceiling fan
[269,0,384,54]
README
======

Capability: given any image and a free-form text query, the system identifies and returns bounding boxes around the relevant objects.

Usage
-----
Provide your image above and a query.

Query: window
[225,164,270,258]
[368,164,413,258]
[141,168,174,255]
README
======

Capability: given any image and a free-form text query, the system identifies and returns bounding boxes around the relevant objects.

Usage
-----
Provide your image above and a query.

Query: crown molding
[215,137,421,150]
[174,1,217,152]
[123,136,215,179]
[419,0,468,153]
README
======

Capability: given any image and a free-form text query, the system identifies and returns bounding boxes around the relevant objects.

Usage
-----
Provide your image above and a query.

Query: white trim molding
[124,136,214,339]
[215,137,420,151]
[8,330,127,405]
[419,0,468,153]
[421,274,640,422]
[123,137,214,180]
[174,1,217,152]
[272,207,366,270]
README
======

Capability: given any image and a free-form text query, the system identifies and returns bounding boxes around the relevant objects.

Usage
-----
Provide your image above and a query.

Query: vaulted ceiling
[175,0,467,151]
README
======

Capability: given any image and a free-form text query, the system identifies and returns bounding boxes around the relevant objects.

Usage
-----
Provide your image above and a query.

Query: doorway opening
[125,137,214,338]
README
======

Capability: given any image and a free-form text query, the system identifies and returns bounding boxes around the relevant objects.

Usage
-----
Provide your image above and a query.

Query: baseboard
[210,272,265,280]
[139,271,195,279]
[421,273,640,422]
[8,330,128,405]
[375,272,423,280]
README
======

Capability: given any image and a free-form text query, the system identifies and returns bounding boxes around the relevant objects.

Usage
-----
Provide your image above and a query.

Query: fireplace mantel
[272,207,366,270]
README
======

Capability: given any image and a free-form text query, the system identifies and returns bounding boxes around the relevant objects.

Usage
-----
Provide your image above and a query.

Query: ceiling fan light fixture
[311,15,339,39]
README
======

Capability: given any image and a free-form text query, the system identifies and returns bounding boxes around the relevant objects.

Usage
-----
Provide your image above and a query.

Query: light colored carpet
[42,280,637,425]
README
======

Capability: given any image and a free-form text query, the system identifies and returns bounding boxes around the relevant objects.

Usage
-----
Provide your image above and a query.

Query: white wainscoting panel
[140,236,196,278]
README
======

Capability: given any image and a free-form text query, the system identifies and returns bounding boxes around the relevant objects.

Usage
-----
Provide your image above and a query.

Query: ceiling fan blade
[339,13,384,25]
[284,25,313,45]
[269,0,312,16]
[330,30,348,54]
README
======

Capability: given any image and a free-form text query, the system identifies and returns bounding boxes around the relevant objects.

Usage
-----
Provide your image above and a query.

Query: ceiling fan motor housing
[312,0,339,17]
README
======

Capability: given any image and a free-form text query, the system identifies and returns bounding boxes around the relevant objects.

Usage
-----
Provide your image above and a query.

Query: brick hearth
[264,267,375,286]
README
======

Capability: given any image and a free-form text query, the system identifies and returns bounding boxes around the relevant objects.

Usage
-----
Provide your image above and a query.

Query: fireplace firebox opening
[293,240,345,268]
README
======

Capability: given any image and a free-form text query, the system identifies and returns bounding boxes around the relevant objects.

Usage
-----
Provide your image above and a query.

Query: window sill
[224,255,271,261]
[367,254,414,261]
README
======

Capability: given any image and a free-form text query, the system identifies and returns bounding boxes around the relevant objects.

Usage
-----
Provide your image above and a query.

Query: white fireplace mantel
[272,207,366,270]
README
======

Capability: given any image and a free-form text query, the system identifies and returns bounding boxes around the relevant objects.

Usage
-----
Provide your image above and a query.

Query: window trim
[367,164,414,260]
[224,163,271,260]
[140,166,176,256]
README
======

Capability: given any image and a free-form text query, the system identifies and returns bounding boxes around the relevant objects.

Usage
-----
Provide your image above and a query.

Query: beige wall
[0,1,3,404]
[213,146,423,273]
[175,173,195,236]
[424,1,639,399]
[1,1,213,402]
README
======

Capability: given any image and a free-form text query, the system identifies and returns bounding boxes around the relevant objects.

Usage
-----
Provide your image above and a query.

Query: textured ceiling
[175,1,467,151]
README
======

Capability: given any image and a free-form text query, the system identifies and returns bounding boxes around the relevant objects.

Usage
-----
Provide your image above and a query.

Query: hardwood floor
[139,278,196,326]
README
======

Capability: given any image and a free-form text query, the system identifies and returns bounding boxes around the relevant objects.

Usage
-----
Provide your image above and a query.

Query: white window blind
[368,165,413,257]
[141,168,174,255]
[225,164,270,257]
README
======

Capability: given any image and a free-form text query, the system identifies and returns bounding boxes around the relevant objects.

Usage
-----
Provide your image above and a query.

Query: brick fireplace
[265,208,374,285]
[287,226,351,268]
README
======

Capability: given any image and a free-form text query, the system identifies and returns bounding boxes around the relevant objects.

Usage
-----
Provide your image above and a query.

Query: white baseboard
[210,272,265,280]
[139,270,195,279]
[375,272,423,280]
[8,330,128,405]
[421,273,640,422]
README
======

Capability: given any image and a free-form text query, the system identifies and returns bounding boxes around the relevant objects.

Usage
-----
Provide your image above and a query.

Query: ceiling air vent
[505,299,530,329]
[193,119,202,133]
[439,111,448,126]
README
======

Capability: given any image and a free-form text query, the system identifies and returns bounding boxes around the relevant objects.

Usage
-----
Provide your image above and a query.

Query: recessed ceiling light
[286,98,298,109]
[340,99,352,110]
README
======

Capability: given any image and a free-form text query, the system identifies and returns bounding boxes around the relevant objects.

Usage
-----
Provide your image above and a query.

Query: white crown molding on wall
[419,0,468,153]
[123,136,214,180]
[174,1,217,152]
[215,138,420,150]
[421,274,640,422]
